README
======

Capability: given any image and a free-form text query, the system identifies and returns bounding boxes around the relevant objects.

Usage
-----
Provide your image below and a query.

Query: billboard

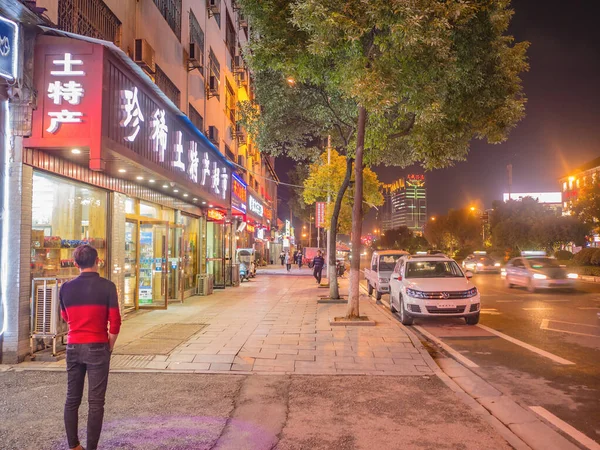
[502,192,561,204]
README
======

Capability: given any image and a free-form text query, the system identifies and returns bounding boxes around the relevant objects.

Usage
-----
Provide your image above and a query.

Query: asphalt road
[361,273,600,447]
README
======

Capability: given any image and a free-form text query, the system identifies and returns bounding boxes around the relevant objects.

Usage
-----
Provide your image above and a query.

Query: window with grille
[225,144,236,162]
[152,0,182,40]
[209,48,221,78]
[225,11,236,58]
[207,0,221,28]
[155,65,181,108]
[58,0,122,45]
[189,11,205,57]
[189,104,204,133]
[225,80,236,123]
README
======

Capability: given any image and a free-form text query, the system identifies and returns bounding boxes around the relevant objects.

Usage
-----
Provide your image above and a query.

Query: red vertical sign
[315,202,326,228]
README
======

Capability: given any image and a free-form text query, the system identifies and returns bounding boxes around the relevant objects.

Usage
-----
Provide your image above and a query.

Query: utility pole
[507,164,513,200]
[326,135,332,278]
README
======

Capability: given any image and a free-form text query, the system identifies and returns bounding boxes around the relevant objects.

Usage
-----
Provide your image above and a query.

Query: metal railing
[58,0,122,46]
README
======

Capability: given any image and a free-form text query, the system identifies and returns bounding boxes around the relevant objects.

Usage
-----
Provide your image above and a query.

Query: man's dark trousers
[65,343,111,450]
[314,267,323,284]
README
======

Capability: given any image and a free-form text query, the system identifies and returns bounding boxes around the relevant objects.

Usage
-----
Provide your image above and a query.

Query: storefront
[24,33,233,314]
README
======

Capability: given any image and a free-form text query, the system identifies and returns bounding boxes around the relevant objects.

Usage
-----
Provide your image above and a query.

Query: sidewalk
[17,274,431,375]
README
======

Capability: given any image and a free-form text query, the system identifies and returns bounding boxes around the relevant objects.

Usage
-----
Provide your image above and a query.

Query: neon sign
[46,53,86,133]
[231,173,247,214]
[248,195,263,217]
[207,209,225,221]
[246,224,255,232]
[0,16,19,82]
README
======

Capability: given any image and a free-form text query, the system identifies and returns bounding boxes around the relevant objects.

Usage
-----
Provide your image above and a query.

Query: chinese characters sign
[231,173,247,214]
[46,53,86,133]
[315,202,326,228]
[207,209,226,221]
[406,174,425,187]
[248,194,264,219]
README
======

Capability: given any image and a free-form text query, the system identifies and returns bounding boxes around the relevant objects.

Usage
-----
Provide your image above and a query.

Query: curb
[360,284,583,450]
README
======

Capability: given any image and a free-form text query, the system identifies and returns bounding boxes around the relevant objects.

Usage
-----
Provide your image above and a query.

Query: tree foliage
[286,165,312,223]
[303,150,384,234]
[572,184,600,233]
[375,226,428,253]
[424,209,481,255]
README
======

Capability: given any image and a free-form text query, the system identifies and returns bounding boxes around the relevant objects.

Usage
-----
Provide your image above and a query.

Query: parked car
[504,256,577,292]
[389,254,481,325]
[364,250,409,300]
[462,253,501,273]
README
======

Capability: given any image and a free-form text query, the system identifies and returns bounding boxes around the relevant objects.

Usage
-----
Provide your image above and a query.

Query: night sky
[275,0,600,229]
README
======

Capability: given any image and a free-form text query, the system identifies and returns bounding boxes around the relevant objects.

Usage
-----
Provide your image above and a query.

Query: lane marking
[522,307,553,311]
[480,309,502,315]
[541,299,570,303]
[529,406,600,450]
[497,300,523,303]
[578,307,600,310]
[540,319,600,338]
[414,326,479,368]
[476,324,575,365]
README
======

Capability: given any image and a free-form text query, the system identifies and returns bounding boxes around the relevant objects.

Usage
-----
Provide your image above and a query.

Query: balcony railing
[58,0,122,46]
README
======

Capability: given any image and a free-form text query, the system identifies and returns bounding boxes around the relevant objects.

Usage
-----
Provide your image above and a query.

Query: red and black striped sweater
[59,272,122,344]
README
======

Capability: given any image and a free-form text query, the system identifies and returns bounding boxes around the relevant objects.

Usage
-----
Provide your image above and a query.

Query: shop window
[189,10,205,63]
[181,214,200,291]
[31,172,107,278]
[152,0,182,40]
[225,79,236,123]
[140,201,159,218]
[125,197,136,214]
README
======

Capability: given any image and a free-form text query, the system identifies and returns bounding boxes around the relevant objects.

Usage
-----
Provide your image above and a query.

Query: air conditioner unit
[208,126,219,145]
[207,75,220,99]
[188,43,204,70]
[237,71,248,87]
[235,122,247,140]
[33,283,61,335]
[234,55,245,72]
[239,14,248,29]
[134,39,156,73]
[208,0,220,16]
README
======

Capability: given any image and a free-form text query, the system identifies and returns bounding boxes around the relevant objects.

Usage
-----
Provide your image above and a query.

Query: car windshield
[379,255,404,271]
[478,257,494,264]
[527,258,560,269]
[405,260,465,278]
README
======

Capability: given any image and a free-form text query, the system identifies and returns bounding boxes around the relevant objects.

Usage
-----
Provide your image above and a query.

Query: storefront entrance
[123,217,184,310]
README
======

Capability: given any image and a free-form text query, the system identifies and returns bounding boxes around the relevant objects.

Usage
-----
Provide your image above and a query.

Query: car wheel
[375,291,382,301]
[399,296,414,325]
[368,283,373,296]
[465,313,480,325]
[390,294,397,313]
[527,278,537,293]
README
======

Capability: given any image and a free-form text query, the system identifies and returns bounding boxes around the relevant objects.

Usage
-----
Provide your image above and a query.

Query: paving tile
[231,363,254,371]
[167,354,195,363]
[145,361,169,370]
[167,362,211,371]
[209,363,233,371]
[192,354,236,364]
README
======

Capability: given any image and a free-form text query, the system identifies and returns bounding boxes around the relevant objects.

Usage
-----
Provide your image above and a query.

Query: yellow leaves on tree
[303,150,384,234]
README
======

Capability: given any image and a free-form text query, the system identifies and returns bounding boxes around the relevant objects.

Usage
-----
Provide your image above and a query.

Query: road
[360,272,600,448]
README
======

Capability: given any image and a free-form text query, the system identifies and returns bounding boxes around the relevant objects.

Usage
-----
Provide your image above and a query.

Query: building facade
[378,175,427,233]
[0,0,277,363]
[559,156,600,215]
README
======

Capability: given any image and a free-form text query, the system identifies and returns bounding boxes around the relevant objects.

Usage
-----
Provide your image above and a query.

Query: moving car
[364,250,409,300]
[504,255,577,292]
[462,252,501,273]
[388,254,481,325]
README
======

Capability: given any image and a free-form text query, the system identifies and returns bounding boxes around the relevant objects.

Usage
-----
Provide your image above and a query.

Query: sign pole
[326,136,331,279]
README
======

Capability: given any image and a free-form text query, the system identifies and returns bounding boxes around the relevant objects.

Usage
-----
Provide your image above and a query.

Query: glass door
[123,220,138,311]
[138,221,169,309]
[167,224,184,302]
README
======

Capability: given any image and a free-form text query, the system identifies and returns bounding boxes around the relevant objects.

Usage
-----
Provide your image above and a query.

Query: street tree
[239,0,528,318]
[572,185,600,233]
[376,226,428,253]
[424,209,481,255]
[303,149,384,234]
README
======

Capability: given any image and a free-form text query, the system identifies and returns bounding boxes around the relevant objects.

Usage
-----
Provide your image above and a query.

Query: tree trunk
[328,157,353,300]
[346,106,367,318]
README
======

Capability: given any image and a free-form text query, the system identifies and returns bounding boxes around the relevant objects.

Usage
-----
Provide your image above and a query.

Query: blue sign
[0,16,19,82]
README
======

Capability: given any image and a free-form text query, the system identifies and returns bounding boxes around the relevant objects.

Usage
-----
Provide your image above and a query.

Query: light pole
[309,216,313,248]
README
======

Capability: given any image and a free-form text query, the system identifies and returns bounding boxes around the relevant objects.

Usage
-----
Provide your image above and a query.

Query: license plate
[437,303,455,309]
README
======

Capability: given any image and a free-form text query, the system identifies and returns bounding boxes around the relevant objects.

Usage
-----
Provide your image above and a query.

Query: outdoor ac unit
[235,123,247,140]
[237,71,248,87]
[33,283,60,335]
[208,126,219,145]
[134,39,156,73]
[239,15,248,29]
[188,43,204,69]
[208,0,220,15]
[234,55,245,72]
[208,75,220,96]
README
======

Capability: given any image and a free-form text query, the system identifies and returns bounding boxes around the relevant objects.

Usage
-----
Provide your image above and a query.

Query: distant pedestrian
[285,251,292,272]
[60,245,121,450]
[297,251,303,269]
[313,250,325,284]
[280,251,285,266]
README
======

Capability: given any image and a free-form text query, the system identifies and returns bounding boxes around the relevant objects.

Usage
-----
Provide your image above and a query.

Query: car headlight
[477,263,483,267]
[466,287,478,297]
[567,273,578,279]
[494,263,501,267]
[533,273,547,280]
[406,288,427,299]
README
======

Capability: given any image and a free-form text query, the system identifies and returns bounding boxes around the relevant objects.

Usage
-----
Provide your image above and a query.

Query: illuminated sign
[407,174,425,181]
[231,173,247,214]
[502,192,561,204]
[246,224,255,233]
[207,209,225,221]
[248,194,264,218]
[285,219,291,236]
[315,202,326,228]
[0,16,19,82]
[46,53,86,133]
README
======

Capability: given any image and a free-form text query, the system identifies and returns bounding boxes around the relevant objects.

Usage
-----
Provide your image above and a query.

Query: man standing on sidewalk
[59,245,122,450]
[313,250,325,284]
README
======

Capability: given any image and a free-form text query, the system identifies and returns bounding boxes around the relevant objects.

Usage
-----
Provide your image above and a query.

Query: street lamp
[470,206,476,212]
[430,216,436,221]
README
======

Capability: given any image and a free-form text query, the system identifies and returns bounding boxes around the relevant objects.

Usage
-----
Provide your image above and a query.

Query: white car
[504,256,576,292]
[388,254,481,325]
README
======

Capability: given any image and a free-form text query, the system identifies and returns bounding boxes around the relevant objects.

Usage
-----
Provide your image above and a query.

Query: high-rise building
[378,175,427,233]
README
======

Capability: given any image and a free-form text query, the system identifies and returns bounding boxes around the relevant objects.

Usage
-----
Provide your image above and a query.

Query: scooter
[239,262,250,282]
